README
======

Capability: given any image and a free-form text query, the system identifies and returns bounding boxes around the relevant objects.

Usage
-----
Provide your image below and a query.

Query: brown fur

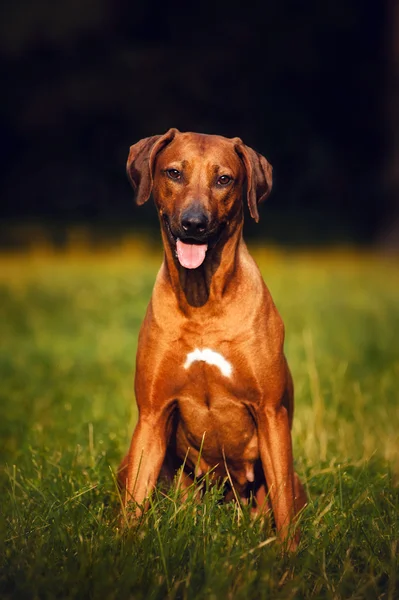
[119,129,306,550]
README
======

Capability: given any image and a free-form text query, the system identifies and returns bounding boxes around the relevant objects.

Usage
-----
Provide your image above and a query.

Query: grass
[0,244,398,599]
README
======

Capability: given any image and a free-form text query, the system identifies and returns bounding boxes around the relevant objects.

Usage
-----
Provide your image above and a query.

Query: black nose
[181,208,209,236]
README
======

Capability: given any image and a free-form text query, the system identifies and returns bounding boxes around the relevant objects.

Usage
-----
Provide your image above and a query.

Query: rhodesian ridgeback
[118,129,307,549]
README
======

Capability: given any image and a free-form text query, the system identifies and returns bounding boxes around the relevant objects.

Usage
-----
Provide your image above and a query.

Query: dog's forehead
[158,132,241,170]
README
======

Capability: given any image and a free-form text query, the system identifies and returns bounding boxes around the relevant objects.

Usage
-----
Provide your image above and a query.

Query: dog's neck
[161,222,244,310]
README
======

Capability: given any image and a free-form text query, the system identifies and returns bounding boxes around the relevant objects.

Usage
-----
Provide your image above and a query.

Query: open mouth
[175,239,208,269]
[162,214,224,270]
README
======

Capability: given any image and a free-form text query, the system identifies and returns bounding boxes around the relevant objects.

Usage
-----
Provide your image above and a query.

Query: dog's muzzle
[162,209,226,270]
[180,208,209,240]
[174,208,210,268]
[162,210,209,270]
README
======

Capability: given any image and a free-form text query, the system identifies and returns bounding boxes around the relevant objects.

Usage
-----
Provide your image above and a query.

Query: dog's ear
[126,128,178,205]
[234,140,273,222]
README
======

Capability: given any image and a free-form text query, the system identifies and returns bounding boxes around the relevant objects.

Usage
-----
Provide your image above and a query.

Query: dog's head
[126,129,272,269]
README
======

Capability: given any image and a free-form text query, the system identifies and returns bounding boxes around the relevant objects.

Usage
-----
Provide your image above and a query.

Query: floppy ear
[126,128,178,205]
[234,140,273,222]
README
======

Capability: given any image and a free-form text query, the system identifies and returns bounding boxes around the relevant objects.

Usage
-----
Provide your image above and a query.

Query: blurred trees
[382,0,399,248]
[0,1,388,244]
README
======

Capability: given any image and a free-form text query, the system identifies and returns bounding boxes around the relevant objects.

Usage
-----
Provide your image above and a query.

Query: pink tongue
[176,239,208,269]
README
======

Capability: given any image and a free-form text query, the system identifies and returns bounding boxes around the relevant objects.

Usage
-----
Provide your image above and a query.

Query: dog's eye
[217,175,232,186]
[166,169,181,180]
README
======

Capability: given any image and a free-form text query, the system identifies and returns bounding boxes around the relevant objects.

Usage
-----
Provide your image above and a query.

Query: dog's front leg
[123,413,168,518]
[257,405,299,551]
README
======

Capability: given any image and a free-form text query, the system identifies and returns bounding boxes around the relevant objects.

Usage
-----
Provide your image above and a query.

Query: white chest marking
[184,348,233,378]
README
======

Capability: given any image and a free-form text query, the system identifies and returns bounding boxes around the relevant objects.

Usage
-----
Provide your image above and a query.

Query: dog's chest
[166,339,261,400]
[168,343,258,447]
[183,347,233,378]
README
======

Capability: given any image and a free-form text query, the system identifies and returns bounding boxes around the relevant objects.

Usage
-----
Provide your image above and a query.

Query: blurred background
[1,0,398,249]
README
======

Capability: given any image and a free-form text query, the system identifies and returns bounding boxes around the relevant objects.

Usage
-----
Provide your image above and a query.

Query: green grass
[1,247,398,599]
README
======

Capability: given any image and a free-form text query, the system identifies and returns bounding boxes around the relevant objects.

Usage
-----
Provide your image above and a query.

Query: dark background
[1,0,398,246]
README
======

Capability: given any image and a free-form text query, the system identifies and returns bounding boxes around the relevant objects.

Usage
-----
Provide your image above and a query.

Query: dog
[118,129,306,549]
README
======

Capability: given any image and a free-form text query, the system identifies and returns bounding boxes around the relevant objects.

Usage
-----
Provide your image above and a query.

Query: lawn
[0,245,398,599]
